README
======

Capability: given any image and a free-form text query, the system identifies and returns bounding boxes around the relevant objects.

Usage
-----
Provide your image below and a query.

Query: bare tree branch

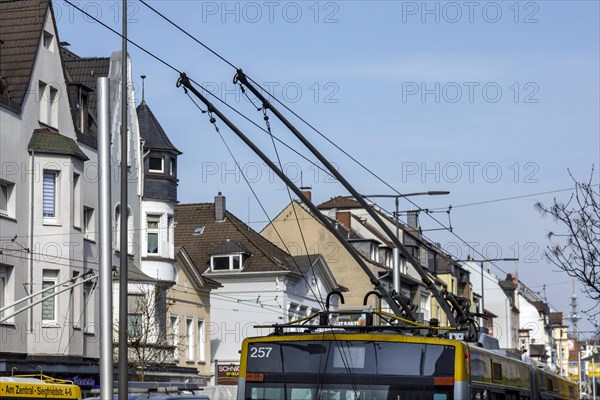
[537,168,600,330]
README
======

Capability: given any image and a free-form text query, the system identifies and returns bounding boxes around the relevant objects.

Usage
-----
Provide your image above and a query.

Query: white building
[174,194,345,391]
[0,0,103,382]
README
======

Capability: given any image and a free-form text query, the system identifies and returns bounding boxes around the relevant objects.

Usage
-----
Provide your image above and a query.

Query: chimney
[336,211,351,230]
[215,192,226,221]
[407,210,419,229]
[300,186,312,203]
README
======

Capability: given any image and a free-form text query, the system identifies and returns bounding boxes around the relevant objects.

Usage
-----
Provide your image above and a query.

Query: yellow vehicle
[237,312,577,400]
[0,375,81,400]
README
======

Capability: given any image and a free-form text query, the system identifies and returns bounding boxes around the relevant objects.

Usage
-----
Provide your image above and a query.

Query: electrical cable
[60,0,572,325]
[185,92,326,310]
[132,0,518,281]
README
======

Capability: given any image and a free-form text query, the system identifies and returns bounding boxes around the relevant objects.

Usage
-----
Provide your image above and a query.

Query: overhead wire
[131,0,530,279]
[184,92,327,311]
[61,1,560,309]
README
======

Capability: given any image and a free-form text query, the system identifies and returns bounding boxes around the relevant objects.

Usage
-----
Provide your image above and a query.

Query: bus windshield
[244,340,455,400]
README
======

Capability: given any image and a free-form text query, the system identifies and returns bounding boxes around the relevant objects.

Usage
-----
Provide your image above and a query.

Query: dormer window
[149,156,163,173]
[209,240,251,272]
[211,254,245,271]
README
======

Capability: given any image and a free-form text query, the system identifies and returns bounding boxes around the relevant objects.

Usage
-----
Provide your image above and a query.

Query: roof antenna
[140,74,146,103]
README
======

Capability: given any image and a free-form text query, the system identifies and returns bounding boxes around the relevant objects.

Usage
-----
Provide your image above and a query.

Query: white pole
[98,77,113,400]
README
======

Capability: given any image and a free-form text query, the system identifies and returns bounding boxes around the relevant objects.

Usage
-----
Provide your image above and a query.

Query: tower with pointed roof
[136,86,182,283]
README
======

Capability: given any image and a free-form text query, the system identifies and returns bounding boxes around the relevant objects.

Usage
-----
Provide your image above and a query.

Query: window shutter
[43,172,56,217]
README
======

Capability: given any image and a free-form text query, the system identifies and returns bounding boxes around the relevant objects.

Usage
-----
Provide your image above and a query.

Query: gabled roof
[60,47,110,142]
[175,203,297,274]
[0,0,49,108]
[28,129,89,160]
[62,49,110,114]
[175,246,222,290]
[318,196,362,210]
[137,101,181,154]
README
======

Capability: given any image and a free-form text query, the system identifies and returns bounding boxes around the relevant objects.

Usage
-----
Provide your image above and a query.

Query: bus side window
[491,392,505,400]
[472,388,488,400]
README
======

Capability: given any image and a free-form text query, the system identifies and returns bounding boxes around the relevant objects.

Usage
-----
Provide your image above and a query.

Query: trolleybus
[237,311,577,400]
[0,375,81,400]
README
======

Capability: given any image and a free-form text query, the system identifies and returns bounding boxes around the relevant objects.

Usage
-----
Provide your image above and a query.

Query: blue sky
[55,0,599,335]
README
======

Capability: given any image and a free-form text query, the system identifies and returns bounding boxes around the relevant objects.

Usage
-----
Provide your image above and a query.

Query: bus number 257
[250,347,273,358]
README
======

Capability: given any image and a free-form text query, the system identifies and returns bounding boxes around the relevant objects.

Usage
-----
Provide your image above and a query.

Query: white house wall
[0,6,102,359]
[519,294,547,347]
[141,199,175,282]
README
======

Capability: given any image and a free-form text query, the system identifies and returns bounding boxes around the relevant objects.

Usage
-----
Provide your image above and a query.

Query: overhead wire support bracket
[176,73,415,322]
[233,69,468,330]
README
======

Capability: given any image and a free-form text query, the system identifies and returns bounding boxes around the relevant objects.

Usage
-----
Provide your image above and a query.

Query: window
[0,181,12,216]
[82,283,92,332]
[197,319,206,362]
[0,273,5,319]
[147,216,160,255]
[186,318,194,361]
[370,244,379,262]
[73,173,81,228]
[43,30,54,51]
[167,215,173,243]
[420,294,430,322]
[128,314,143,339]
[43,170,57,220]
[78,90,89,133]
[0,266,12,321]
[149,157,163,173]
[83,207,95,240]
[211,254,244,271]
[39,81,48,122]
[128,294,144,339]
[39,82,58,127]
[169,158,175,176]
[42,270,58,323]
[171,315,179,360]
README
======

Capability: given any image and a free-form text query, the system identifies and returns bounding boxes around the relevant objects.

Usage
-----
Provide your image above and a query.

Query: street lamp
[357,191,450,294]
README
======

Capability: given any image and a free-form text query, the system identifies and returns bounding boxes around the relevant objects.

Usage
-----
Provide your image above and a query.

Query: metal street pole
[97,77,113,400]
[118,0,129,398]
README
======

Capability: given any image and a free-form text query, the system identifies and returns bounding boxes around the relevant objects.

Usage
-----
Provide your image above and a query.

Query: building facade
[174,194,344,393]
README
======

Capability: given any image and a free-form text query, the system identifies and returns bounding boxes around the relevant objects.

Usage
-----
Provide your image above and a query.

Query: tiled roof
[318,196,362,210]
[0,0,49,107]
[209,240,250,256]
[61,47,110,141]
[174,203,296,274]
[62,52,110,108]
[28,129,89,160]
[137,101,181,154]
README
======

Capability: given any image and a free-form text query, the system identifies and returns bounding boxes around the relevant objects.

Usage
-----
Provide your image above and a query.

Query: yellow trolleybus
[237,315,577,400]
[0,375,81,400]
